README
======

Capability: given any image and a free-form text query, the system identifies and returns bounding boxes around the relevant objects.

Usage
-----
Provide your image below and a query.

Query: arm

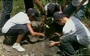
[34,0,44,10]
[59,5,63,13]
[50,41,60,47]
[27,23,45,36]
[49,32,62,47]
[76,0,87,12]
[55,32,63,36]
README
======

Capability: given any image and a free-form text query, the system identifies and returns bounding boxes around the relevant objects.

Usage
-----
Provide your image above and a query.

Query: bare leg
[16,34,25,43]
[12,34,25,51]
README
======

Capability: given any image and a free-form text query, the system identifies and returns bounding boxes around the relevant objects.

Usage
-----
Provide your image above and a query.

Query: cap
[27,8,39,17]
[48,3,59,12]
[53,11,66,21]
[27,8,40,20]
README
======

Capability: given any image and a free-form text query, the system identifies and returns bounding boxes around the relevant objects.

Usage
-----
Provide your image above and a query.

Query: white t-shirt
[2,12,31,33]
[63,16,90,45]
[72,0,89,6]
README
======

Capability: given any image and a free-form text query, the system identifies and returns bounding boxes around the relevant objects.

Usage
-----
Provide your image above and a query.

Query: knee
[60,37,69,43]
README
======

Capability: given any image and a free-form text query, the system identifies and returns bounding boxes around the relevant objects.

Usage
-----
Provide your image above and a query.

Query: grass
[0,0,25,16]
[0,1,3,14]
[11,0,25,16]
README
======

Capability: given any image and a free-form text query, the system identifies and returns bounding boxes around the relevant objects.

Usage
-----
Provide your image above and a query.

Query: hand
[39,33,45,37]
[49,41,60,47]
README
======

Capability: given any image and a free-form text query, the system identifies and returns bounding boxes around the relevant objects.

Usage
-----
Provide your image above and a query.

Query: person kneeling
[50,11,90,56]
[2,8,45,52]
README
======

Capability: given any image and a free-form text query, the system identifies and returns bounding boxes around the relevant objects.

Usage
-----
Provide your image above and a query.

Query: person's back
[45,2,63,17]
[69,16,90,45]
[2,12,30,33]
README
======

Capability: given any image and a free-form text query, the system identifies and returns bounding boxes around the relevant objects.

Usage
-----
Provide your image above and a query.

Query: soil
[0,36,62,56]
[0,22,90,56]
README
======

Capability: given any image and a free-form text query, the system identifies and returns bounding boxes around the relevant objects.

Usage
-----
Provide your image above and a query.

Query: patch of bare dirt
[0,36,61,56]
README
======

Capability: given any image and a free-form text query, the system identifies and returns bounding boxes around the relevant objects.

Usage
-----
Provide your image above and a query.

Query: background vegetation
[0,0,90,26]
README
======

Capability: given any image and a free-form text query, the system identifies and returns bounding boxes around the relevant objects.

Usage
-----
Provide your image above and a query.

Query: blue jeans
[75,5,87,20]
[0,0,13,28]
[60,34,84,56]
[63,3,87,19]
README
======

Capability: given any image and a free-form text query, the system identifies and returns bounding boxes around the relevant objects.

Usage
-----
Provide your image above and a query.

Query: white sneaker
[12,43,25,52]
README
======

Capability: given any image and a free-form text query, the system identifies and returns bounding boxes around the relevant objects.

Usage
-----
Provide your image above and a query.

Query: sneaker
[12,43,25,52]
